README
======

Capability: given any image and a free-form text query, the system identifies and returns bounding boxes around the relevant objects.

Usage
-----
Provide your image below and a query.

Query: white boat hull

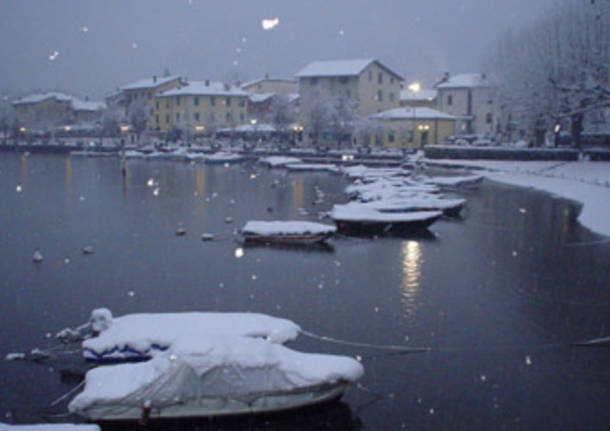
[78,381,350,421]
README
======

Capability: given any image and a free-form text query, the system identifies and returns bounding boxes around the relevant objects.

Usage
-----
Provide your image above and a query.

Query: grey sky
[0,0,552,99]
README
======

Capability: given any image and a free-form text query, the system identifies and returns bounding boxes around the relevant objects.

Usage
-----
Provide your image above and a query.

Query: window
[155,101,159,110]
[226,97,231,107]
[390,77,395,84]
[226,112,232,122]
[176,112,180,122]
[176,96,180,106]
[339,76,348,84]
[310,77,318,85]
[346,90,351,98]
[194,112,200,121]
[239,98,245,107]
[166,100,169,109]
[408,130,414,143]
[447,95,453,106]
[155,115,159,124]
[378,72,383,84]
[486,113,493,124]
[194,96,199,106]
[389,92,394,102]
[377,89,383,102]
[210,97,215,106]
[240,113,245,122]
[165,114,169,123]
[368,70,372,81]
[388,131,395,143]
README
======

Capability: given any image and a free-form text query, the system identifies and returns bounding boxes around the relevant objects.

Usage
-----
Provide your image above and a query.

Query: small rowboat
[240,221,337,245]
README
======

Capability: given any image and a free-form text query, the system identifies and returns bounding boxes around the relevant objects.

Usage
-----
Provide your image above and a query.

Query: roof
[248,93,275,103]
[72,99,106,111]
[12,92,73,105]
[370,107,458,121]
[13,92,105,111]
[120,75,181,91]
[399,89,437,102]
[241,77,295,89]
[157,81,249,98]
[295,58,404,80]
[435,73,490,89]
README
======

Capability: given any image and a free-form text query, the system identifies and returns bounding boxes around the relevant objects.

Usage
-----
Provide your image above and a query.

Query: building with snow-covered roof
[241,76,296,95]
[399,88,438,109]
[295,58,404,123]
[434,72,498,137]
[153,80,249,133]
[368,107,458,148]
[12,92,105,130]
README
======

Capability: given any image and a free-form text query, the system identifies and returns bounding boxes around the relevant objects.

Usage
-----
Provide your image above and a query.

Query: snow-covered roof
[12,92,105,111]
[120,75,181,91]
[72,99,106,112]
[241,77,295,89]
[295,58,403,80]
[249,93,275,103]
[157,81,248,97]
[399,89,437,102]
[12,92,73,105]
[370,107,458,121]
[435,73,490,89]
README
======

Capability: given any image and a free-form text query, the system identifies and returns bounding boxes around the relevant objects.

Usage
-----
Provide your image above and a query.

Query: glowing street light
[408,82,421,94]
[64,126,72,132]
[120,125,130,133]
[19,126,27,133]
[195,125,205,132]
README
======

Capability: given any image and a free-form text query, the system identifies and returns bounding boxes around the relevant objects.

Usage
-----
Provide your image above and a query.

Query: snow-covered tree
[484,0,609,147]
[128,98,149,139]
[269,94,297,136]
[0,96,15,139]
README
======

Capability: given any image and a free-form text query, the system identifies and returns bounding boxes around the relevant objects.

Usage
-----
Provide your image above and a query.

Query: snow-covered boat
[0,424,100,431]
[64,309,300,363]
[68,336,363,421]
[357,196,466,217]
[258,156,302,167]
[205,151,245,164]
[329,203,442,234]
[420,174,483,187]
[285,163,340,173]
[240,221,336,245]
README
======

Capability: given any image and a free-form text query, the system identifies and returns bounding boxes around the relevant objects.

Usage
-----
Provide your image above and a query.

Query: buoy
[200,233,214,241]
[33,250,43,263]
[82,246,94,255]
[175,227,186,236]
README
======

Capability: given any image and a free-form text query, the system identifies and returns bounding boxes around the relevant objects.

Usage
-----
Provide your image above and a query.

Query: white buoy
[225,217,233,223]
[82,245,94,255]
[175,227,186,236]
[33,250,43,263]
[200,233,214,241]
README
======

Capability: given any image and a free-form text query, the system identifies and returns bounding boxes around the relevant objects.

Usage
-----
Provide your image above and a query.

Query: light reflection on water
[401,240,422,318]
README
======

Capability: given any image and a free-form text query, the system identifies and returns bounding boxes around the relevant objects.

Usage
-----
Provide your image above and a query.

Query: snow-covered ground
[426,159,610,237]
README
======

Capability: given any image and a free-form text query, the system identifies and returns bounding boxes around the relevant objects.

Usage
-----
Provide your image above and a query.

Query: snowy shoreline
[425,159,610,238]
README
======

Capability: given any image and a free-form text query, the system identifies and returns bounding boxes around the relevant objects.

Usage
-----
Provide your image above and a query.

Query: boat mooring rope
[299,329,610,356]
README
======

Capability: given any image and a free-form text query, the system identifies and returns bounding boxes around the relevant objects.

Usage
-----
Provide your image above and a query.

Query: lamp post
[408,82,420,147]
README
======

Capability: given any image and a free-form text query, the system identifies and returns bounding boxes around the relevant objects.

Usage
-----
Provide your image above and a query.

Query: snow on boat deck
[330,203,442,223]
[82,310,301,362]
[0,424,100,431]
[259,156,302,167]
[285,163,339,173]
[241,221,336,236]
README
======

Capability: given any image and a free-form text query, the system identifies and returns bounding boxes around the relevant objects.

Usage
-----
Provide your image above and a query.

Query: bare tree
[270,94,297,137]
[484,0,610,147]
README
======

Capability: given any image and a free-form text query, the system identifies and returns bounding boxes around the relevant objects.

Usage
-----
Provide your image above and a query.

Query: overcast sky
[0,0,553,99]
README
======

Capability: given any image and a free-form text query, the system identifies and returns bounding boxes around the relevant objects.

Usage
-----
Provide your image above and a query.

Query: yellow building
[399,88,438,109]
[295,58,404,119]
[153,80,249,133]
[369,107,458,148]
[119,75,183,129]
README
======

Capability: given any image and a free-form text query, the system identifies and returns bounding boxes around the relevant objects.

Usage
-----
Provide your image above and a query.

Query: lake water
[0,153,608,430]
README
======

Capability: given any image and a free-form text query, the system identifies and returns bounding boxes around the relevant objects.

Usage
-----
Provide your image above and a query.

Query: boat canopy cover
[69,336,363,416]
[81,309,301,361]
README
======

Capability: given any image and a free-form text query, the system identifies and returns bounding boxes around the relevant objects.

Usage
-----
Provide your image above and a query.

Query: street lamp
[408,82,420,147]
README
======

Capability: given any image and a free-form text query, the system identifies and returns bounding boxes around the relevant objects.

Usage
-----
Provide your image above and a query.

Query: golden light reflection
[292,177,304,208]
[65,157,72,195]
[20,154,28,190]
[196,168,205,197]
[401,240,422,317]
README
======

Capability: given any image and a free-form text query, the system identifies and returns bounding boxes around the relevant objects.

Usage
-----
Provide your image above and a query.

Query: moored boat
[240,221,336,245]
[330,203,442,235]
[68,336,363,421]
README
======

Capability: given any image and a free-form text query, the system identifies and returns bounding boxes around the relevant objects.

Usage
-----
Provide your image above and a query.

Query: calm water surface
[0,153,608,430]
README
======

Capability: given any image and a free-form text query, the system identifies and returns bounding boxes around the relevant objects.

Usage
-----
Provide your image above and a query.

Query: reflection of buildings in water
[196,168,205,197]
[20,154,28,190]
[292,177,304,208]
[65,156,72,194]
[401,240,422,317]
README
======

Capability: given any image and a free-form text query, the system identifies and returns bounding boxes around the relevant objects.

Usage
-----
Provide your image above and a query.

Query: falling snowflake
[261,17,280,30]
